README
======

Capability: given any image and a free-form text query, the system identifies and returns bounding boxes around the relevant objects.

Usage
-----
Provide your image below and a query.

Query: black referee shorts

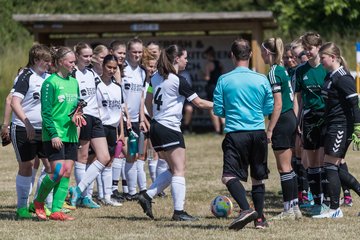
[222,130,269,182]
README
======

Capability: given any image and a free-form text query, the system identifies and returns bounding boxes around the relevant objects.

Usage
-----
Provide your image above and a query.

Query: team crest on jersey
[303,75,309,81]
[33,92,40,100]
[102,100,108,107]
[58,95,65,102]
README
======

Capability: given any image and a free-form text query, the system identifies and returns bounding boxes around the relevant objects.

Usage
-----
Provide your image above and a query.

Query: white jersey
[122,61,146,122]
[96,78,124,128]
[73,67,101,118]
[150,72,197,132]
[12,68,50,129]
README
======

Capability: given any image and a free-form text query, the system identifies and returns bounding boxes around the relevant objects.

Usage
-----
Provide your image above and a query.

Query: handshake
[69,99,87,127]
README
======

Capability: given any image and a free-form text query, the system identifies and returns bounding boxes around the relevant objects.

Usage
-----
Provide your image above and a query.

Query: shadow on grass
[160,223,227,230]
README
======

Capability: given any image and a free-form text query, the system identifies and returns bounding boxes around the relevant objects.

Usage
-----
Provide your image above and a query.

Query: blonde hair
[142,47,157,69]
[319,42,348,71]
[262,37,284,65]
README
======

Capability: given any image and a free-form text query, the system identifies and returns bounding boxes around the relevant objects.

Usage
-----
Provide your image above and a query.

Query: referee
[213,39,274,230]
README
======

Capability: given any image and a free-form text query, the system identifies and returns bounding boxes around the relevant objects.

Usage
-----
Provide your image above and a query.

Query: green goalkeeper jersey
[41,73,79,142]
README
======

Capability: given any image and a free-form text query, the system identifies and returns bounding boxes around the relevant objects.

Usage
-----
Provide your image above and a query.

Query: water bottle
[138,131,145,154]
[114,140,123,158]
[147,147,154,161]
[128,129,138,156]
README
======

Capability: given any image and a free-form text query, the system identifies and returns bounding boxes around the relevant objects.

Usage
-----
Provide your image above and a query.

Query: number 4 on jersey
[154,87,163,110]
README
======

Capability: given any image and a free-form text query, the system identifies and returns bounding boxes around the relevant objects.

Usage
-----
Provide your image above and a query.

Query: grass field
[1,133,360,240]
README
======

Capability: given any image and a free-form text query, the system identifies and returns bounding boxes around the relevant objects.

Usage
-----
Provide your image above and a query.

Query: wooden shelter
[13,11,277,73]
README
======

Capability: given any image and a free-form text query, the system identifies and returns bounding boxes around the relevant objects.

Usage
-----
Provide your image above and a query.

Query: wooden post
[251,22,265,74]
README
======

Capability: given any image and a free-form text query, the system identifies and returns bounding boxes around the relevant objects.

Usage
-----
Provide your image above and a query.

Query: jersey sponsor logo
[124,83,143,92]
[80,87,96,96]
[58,94,65,102]
[102,100,108,107]
[33,92,40,100]
[102,100,121,109]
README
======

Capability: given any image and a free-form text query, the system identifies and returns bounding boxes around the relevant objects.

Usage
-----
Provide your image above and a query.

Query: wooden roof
[13,12,277,34]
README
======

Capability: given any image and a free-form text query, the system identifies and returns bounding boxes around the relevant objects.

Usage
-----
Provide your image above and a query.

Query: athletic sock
[125,161,137,195]
[339,162,351,196]
[95,173,103,199]
[30,167,38,196]
[16,175,32,208]
[146,170,172,198]
[321,167,329,203]
[74,162,86,185]
[102,167,113,199]
[34,168,47,199]
[225,178,249,210]
[52,177,70,212]
[112,158,123,191]
[35,174,57,203]
[291,171,299,205]
[299,164,309,192]
[324,163,341,210]
[171,176,186,211]
[280,171,294,211]
[251,184,265,217]
[137,160,147,191]
[121,158,128,193]
[78,160,105,192]
[308,167,322,205]
[156,159,169,177]
[338,165,360,196]
[148,158,158,183]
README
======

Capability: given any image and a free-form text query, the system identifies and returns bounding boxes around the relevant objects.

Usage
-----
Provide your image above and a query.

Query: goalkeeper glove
[352,124,360,151]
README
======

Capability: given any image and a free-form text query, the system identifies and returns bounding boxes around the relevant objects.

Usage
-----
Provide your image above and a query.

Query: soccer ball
[210,195,233,218]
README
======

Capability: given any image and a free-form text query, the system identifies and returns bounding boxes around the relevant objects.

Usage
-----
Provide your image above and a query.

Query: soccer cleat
[44,205,52,217]
[229,208,258,230]
[293,205,303,220]
[138,193,154,219]
[69,186,82,206]
[157,191,167,198]
[63,202,76,211]
[16,207,33,219]
[33,200,47,221]
[100,198,123,207]
[49,211,75,221]
[111,190,125,203]
[312,208,343,219]
[271,209,296,221]
[81,196,101,209]
[254,217,269,229]
[172,211,199,221]
[60,208,71,213]
[305,203,330,216]
[125,193,139,201]
[340,196,353,207]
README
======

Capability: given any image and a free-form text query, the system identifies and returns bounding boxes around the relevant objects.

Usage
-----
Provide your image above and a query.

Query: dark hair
[301,32,322,48]
[231,39,251,61]
[204,46,216,58]
[102,54,118,66]
[27,44,51,68]
[157,44,185,79]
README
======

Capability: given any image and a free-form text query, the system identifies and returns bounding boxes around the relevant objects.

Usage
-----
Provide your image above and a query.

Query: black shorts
[124,121,140,137]
[323,121,352,158]
[302,109,325,150]
[150,120,185,152]
[272,110,297,150]
[222,130,269,182]
[43,141,78,161]
[104,125,117,156]
[10,124,45,162]
[79,114,106,140]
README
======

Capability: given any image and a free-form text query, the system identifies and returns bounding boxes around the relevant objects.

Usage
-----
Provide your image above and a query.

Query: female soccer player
[109,40,127,84]
[10,44,52,219]
[294,32,327,216]
[261,38,301,220]
[312,42,360,218]
[96,54,130,206]
[138,44,213,221]
[34,46,84,221]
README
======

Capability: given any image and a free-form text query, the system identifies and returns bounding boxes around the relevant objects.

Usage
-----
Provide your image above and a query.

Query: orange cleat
[49,211,75,221]
[33,200,47,221]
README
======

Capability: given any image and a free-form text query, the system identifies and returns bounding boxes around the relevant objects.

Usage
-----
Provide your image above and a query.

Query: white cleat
[312,208,343,219]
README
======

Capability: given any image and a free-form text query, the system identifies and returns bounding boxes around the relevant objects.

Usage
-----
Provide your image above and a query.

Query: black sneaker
[172,211,199,221]
[138,193,154,219]
[126,193,139,201]
[229,208,258,230]
[254,216,269,229]
[111,190,125,203]
[157,191,166,198]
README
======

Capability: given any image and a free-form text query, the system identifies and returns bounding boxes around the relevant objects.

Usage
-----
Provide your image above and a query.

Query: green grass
[1,134,360,239]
